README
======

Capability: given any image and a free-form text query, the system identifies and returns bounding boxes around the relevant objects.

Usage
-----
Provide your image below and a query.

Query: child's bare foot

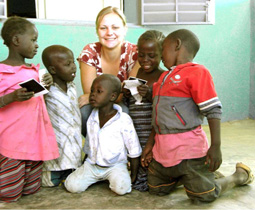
[235,163,254,185]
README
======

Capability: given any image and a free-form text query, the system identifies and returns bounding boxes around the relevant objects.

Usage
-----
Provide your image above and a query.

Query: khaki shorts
[148,156,221,202]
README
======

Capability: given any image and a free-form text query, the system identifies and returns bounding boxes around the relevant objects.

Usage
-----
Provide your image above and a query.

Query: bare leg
[216,163,254,195]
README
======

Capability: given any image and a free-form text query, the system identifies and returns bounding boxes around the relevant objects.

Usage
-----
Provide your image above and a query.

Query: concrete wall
[250,0,255,118]
[125,0,251,122]
[0,0,251,122]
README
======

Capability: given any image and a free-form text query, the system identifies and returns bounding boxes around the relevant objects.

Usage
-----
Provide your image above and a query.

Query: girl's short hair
[138,30,165,53]
[95,6,126,34]
[1,16,34,47]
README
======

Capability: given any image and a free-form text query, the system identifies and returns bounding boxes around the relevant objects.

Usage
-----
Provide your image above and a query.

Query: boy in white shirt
[65,74,142,195]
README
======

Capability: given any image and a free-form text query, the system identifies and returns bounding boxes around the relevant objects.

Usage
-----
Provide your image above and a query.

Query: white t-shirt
[85,104,142,167]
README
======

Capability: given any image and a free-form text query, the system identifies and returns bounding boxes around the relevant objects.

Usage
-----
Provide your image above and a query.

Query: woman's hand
[78,94,90,108]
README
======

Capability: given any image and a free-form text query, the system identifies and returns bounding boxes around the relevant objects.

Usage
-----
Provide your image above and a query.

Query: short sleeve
[118,42,138,81]
[187,66,222,118]
[77,43,102,72]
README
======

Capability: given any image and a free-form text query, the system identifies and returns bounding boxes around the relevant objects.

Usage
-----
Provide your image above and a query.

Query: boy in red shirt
[142,29,254,203]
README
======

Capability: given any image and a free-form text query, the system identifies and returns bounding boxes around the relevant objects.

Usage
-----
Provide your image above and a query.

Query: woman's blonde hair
[96,6,127,33]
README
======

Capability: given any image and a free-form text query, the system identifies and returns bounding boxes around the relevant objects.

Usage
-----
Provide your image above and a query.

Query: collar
[0,63,40,74]
[168,62,197,74]
[175,62,197,70]
[51,81,74,92]
[90,104,122,124]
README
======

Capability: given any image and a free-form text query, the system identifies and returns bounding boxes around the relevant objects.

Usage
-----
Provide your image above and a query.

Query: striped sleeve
[197,97,222,119]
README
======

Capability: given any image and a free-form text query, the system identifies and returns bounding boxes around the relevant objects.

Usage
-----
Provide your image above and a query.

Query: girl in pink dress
[0,17,59,202]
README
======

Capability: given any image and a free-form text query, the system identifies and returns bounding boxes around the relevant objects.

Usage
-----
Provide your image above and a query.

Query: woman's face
[97,13,127,49]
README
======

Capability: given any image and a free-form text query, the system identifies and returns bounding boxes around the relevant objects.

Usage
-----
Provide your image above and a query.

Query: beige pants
[64,161,131,195]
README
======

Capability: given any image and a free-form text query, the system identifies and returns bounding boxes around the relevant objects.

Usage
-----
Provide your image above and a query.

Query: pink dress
[78,41,138,82]
[0,63,59,161]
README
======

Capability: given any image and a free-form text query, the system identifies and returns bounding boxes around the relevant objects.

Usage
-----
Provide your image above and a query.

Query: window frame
[141,0,215,25]
[0,0,7,18]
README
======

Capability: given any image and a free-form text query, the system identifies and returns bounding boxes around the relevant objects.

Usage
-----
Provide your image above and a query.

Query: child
[41,45,83,187]
[64,74,142,195]
[0,17,59,202]
[141,29,254,203]
[123,30,165,192]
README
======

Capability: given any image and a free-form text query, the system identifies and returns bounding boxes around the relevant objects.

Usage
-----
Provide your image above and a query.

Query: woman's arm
[78,62,97,108]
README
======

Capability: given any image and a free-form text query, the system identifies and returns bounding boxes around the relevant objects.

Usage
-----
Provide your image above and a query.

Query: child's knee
[65,180,84,193]
[64,173,87,193]
[110,179,131,195]
[108,164,132,195]
[185,184,221,203]
[113,186,131,195]
[148,186,170,196]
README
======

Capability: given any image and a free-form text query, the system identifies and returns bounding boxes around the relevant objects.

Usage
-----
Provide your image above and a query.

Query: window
[141,0,215,25]
[8,0,36,18]
[36,0,123,21]
[0,0,123,22]
[0,0,7,18]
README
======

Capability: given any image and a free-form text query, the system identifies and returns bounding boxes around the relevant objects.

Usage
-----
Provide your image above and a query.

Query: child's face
[138,40,161,73]
[89,79,114,108]
[17,25,38,59]
[162,37,177,69]
[52,50,77,82]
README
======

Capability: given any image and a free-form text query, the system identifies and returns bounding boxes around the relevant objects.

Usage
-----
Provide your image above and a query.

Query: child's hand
[13,88,34,101]
[141,146,153,168]
[205,144,222,172]
[122,87,131,98]
[41,73,53,87]
[137,84,149,97]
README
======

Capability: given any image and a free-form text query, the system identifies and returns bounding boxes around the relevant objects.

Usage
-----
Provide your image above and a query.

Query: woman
[77,6,140,136]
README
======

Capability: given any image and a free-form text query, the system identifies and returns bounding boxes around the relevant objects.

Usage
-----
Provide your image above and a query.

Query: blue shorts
[147,156,221,202]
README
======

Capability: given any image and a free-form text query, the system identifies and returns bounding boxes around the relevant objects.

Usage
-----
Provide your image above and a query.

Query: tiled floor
[1,119,255,209]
